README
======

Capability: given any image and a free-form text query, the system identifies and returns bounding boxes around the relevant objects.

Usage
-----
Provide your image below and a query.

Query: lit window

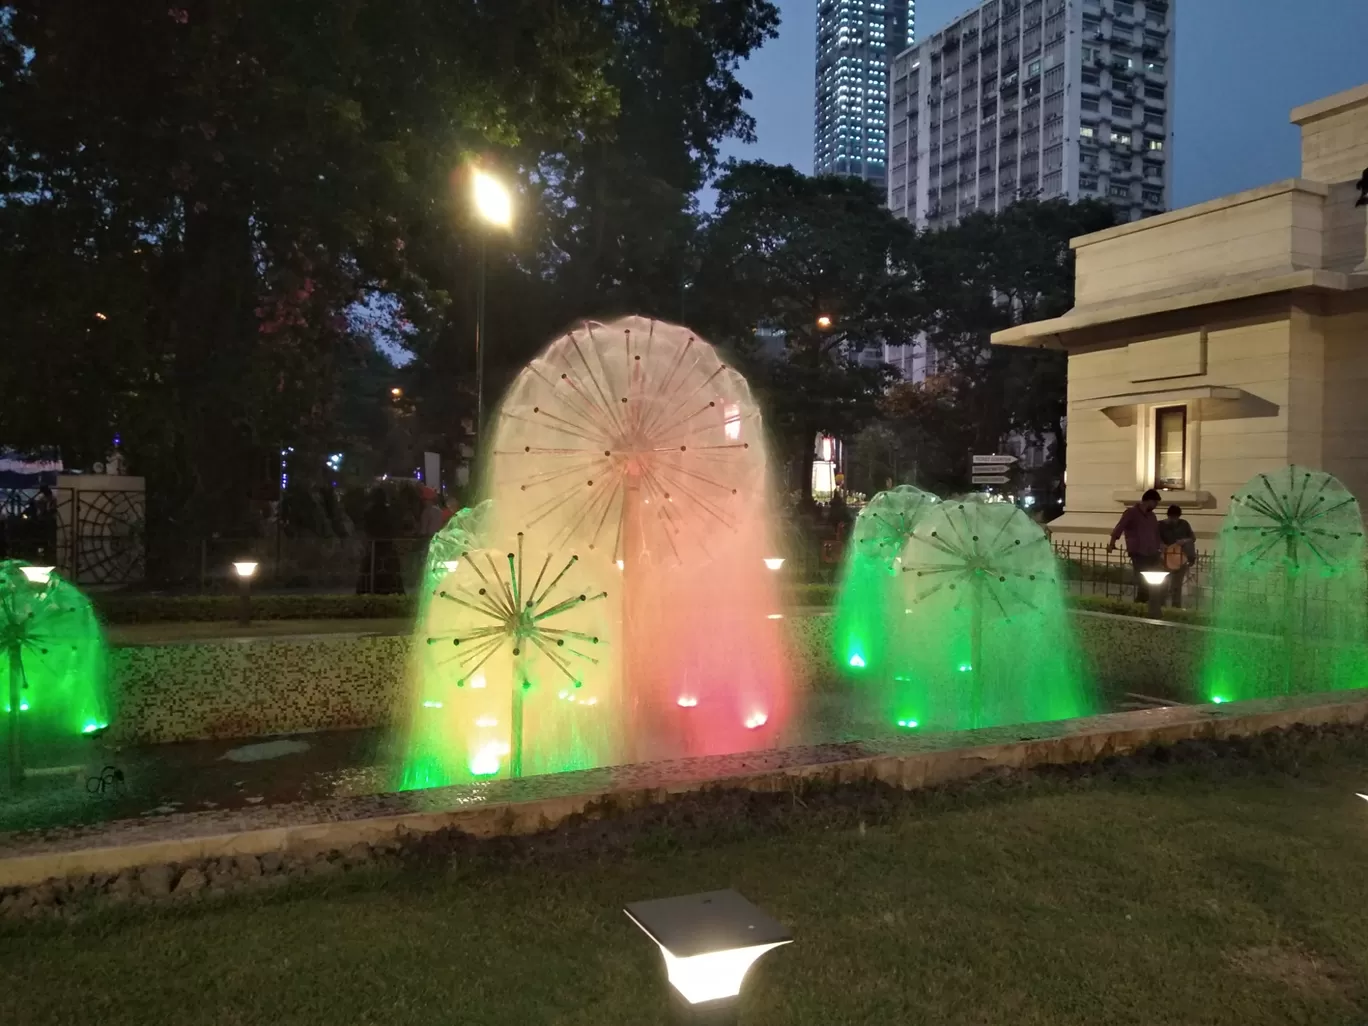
[1080,126,1095,138]
[1147,138,1164,151]
[1154,406,1186,490]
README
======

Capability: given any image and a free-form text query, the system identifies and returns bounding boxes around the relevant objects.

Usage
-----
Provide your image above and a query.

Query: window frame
[1153,405,1187,491]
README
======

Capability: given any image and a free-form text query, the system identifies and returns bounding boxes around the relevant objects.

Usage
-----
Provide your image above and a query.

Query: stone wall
[104,611,1212,745]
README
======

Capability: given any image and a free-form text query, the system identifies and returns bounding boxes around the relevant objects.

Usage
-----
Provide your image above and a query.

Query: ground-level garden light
[233,561,258,626]
[625,889,792,1025]
[1140,570,1169,619]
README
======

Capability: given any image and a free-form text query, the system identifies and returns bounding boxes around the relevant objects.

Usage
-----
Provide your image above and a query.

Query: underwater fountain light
[625,889,792,1023]
[744,712,768,729]
[848,653,866,668]
[19,566,53,586]
[441,560,460,574]
[763,558,785,571]
[677,696,699,708]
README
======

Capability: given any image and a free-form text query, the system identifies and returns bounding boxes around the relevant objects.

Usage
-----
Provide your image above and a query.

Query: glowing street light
[1140,570,1169,620]
[390,386,403,399]
[815,315,833,330]
[233,561,259,627]
[625,890,792,1024]
[473,168,513,229]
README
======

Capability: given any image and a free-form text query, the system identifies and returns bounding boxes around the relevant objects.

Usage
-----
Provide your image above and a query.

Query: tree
[693,161,916,502]
[882,199,1117,496]
[0,0,619,537]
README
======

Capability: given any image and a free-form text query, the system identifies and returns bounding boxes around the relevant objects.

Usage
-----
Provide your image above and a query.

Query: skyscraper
[888,0,1174,228]
[814,0,914,189]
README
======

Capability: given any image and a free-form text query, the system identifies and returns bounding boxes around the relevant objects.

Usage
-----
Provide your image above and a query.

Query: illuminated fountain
[0,561,109,791]
[891,499,1092,732]
[834,484,938,679]
[1202,467,1368,703]
[402,316,790,783]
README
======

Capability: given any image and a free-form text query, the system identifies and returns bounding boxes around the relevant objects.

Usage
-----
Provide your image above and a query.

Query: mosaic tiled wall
[110,635,409,743]
[106,612,1199,744]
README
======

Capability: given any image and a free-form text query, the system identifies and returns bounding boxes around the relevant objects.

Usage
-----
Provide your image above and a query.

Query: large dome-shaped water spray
[485,316,790,760]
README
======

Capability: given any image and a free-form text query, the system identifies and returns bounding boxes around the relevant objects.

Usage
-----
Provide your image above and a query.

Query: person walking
[1107,489,1163,603]
[1158,504,1198,608]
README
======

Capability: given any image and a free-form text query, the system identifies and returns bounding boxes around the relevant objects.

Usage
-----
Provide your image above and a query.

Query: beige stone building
[993,82,1368,543]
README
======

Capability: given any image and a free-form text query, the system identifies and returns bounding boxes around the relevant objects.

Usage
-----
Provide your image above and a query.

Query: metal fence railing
[1052,540,1364,626]
[1051,540,1218,610]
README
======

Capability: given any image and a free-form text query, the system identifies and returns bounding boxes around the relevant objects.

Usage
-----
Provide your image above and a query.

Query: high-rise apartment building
[887,0,1174,228]
[814,0,914,189]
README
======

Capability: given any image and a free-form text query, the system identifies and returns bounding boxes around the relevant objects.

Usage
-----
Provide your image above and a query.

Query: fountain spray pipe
[970,573,985,730]
[7,642,23,789]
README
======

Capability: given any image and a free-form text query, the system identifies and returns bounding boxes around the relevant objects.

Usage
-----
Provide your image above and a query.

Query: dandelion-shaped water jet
[835,485,938,678]
[401,530,618,787]
[896,501,1091,731]
[0,562,109,790]
[1203,467,1368,701]
[484,316,790,760]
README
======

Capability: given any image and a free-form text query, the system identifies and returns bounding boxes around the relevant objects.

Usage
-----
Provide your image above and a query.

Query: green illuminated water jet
[0,561,109,790]
[833,485,938,678]
[399,514,620,790]
[888,499,1093,731]
[1202,467,1368,702]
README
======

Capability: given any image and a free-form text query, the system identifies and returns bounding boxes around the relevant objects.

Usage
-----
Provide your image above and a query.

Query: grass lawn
[5,739,1368,1025]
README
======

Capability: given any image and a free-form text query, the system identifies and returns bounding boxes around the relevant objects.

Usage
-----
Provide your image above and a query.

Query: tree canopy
[0,0,779,539]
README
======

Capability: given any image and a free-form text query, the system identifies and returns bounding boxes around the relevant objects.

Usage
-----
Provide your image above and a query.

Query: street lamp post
[470,168,513,453]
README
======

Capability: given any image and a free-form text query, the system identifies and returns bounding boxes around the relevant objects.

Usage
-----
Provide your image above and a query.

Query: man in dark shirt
[1107,489,1162,603]
[1158,504,1198,608]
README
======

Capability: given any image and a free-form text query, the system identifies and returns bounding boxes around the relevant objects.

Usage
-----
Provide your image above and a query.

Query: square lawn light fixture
[233,561,259,627]
[19,566,54,586]
[762,558,785,571]
[625,890,792,1025]
[1140,569,1169,619]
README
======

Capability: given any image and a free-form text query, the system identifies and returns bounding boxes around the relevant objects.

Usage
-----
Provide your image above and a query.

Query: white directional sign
[972,454,1019,465]
[971,474,1011,485]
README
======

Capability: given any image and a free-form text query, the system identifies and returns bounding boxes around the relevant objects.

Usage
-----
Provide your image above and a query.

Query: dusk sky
[716,0,1368,208]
